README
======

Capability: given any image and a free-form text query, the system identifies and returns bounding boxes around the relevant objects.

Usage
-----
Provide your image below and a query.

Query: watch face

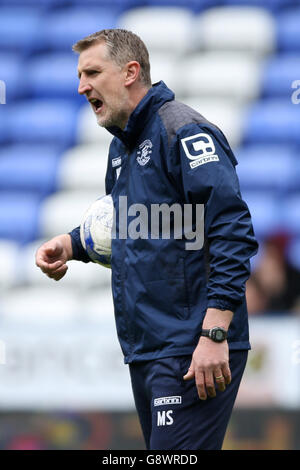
[215,330,224,341]
[211,327,226,342]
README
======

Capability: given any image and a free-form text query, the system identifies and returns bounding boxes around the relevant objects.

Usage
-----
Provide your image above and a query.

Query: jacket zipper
[120,150,135,359]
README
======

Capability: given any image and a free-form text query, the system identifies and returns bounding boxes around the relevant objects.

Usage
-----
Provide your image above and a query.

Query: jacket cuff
[69,227,91,263]
[207,297,238,312]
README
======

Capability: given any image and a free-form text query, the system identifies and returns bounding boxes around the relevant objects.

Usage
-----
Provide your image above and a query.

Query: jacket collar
[106,81,174,149]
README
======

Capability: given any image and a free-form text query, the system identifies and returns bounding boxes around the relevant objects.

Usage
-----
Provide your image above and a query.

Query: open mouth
[89,98,103,114]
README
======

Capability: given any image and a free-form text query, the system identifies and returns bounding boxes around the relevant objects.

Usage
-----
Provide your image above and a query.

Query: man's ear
[124,61,141,87]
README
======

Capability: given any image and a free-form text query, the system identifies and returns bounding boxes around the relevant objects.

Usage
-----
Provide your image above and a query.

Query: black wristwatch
[201,327,227,343]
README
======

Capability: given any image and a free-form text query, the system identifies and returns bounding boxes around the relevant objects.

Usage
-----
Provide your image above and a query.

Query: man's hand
[35,234,73,281]
[183,337,231,400]
[183,307,233,400]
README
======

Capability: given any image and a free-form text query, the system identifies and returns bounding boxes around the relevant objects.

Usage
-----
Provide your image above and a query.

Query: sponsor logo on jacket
[181,133,219,169]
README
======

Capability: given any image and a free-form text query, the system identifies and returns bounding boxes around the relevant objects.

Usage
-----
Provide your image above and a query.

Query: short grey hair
[72,28,151,88]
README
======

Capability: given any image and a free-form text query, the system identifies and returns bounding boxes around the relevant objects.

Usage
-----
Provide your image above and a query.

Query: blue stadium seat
[236,145,299,192]
[6,100,81,147]
[241,190,280,239]
[277,8,300,52]
[146,0,222,12]
[243,100,300,146]
[283,194,300,236]
[27,53,79,99]
[69,0,139,11]
[42,8,118,51]
[0,0,68,7]
[0,106,8,144]
[222,0,296,11]
[262,54,300,98]
[0,144,62,195]
[0,7,41,53]
[0,53,25,101]
[0,192,41,243]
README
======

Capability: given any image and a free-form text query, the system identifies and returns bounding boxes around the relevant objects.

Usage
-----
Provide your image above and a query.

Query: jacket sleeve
[69,142,115,262]
[169,122,258,312]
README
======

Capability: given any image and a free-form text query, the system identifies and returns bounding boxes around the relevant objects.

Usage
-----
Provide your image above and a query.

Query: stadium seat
[0,286,80,325]
[277,8,300,52]
[0,0,69,7]
[57,144,108,192]
[118,7,193,55]
[0,107,8,144]
[283,195,300,236]
[181,53,262,102]
[0,240,20,289]
[39,190,102,239]
[222,0,296,11]
[0,192,41,243]
[0,144,62,195]
[147,0,222,11]
[0,7,41,53]
[0,53,25,102]
[193,7,276,55]
[41,8,118,51]
[26,53,79,100]
[76,104,114,145]
[150,55,182,97]
[243,100,300,146]
[236,145,299,192]
[79,290,116,323]
[70,0,138,10]
[184,97,246,149]
[261,54,300,98]
[241,190,280,239]
[6,99,81,147]
[19,239,111,288]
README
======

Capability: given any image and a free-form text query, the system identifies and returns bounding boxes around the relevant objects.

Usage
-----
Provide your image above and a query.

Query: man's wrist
[58,234,73,261]
[202,308,233,331]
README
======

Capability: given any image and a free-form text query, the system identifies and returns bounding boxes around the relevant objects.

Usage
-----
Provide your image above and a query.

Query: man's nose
[78,78,92,95]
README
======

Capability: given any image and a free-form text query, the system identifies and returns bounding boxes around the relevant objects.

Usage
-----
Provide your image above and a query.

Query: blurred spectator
[246,233,300,315]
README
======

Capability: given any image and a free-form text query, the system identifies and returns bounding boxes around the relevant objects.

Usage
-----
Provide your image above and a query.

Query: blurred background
[0,0,300,450]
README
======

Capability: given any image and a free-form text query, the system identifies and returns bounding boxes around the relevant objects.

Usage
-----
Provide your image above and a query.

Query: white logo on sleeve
[112,156,122,168]
[112,156,122,180]
[181,133,219,169]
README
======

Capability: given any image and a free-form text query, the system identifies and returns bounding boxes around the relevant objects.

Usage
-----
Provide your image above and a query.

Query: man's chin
[96,114,113,128]
[96,119,106,128]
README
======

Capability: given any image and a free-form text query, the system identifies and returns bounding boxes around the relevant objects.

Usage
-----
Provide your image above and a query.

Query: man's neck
[120,85,150,130]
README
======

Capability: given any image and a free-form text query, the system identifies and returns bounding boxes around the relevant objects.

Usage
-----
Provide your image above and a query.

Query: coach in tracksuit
[35,29,258,450]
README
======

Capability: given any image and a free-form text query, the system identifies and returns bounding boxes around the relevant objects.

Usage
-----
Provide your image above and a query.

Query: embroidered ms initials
[157,410,174,426]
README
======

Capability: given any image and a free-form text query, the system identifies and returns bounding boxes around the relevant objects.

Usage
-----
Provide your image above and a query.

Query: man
[36,29,258,450]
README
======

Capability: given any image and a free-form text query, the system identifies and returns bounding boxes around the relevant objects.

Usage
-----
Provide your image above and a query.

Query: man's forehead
[77,42,109,71]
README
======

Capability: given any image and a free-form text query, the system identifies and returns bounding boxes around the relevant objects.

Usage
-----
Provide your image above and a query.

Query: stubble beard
[96,96,129,130]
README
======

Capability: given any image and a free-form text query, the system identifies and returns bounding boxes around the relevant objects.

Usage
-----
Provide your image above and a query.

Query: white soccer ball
[80,194,114,268]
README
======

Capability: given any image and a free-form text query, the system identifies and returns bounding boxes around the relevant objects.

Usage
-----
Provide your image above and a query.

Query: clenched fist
[35,234,73,281]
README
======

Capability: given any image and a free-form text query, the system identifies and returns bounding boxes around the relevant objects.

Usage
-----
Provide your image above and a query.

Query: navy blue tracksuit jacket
[70,81,258,364]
